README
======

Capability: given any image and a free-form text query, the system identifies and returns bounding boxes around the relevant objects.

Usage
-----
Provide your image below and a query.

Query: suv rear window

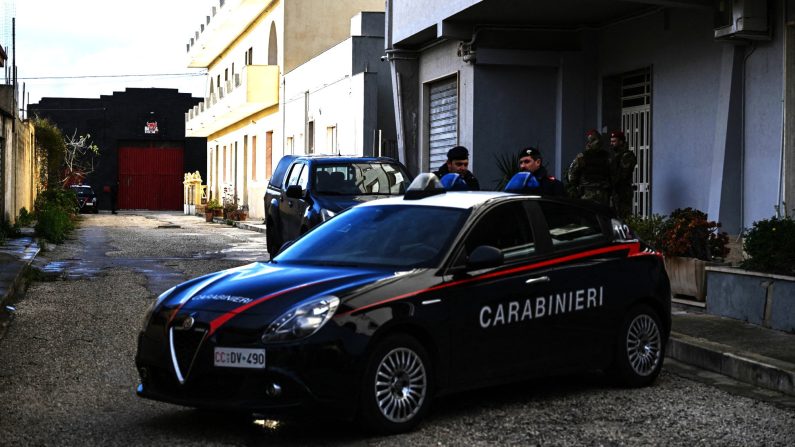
[314,162,409,195]
[269,156,295,188]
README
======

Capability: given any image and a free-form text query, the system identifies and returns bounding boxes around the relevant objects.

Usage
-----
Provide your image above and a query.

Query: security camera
[380,55,387,62]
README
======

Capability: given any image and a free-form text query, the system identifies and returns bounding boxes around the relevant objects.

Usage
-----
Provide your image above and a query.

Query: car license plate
[213,347,266,369]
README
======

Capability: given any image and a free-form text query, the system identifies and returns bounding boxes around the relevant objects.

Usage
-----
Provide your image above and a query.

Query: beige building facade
[185,0,383,219]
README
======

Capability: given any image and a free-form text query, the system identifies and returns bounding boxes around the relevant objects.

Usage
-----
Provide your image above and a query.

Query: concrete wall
[391,0,479,44]
[283,13,395,159]
[1,116,38,225]
[284,0,384,73]
[418,40,474,173]
[598,6,784,232]
[473,65,557,189]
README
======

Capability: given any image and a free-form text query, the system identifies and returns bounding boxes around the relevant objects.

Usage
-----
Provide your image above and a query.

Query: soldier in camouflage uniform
[566,129,613,207]
[609,130,637,219]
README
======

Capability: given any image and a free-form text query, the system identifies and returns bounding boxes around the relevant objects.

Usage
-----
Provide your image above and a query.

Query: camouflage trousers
[612,188,634,219]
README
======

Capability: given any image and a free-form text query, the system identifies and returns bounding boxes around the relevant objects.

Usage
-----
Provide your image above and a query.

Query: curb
[667,332,795,397]
[207,216,267,234]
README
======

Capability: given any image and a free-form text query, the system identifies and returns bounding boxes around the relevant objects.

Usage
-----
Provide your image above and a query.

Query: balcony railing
[186,65,280,137]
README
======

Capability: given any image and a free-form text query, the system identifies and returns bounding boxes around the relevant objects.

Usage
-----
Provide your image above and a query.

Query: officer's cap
[447,146,469,161]
[518,147,542,161]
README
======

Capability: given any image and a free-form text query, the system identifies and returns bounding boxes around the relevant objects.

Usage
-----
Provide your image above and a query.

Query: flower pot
[664,256,709,301]
[205,211,214,222]
[213,209,223,217]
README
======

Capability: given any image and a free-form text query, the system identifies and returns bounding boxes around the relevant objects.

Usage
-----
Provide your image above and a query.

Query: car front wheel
[359,334,432,434]
[611,304,664,387]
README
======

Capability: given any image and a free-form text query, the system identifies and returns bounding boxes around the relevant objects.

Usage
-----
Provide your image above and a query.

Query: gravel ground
[0,212,793,446]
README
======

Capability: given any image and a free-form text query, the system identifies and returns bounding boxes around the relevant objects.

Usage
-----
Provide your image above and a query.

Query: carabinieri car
[135,174,671,434]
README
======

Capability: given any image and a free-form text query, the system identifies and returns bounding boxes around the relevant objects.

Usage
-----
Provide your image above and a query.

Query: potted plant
[656,208,729,301]
[237,205,249,221]
[222,200,237,220]
[205,199,222,222]
[706,215,795,332]
[660,208,729,301]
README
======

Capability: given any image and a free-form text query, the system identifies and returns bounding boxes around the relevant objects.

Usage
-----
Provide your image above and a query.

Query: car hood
[313,194,392,213]
[163,262,398,319]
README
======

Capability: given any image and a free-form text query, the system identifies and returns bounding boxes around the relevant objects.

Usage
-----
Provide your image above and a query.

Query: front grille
[169,326,207,383]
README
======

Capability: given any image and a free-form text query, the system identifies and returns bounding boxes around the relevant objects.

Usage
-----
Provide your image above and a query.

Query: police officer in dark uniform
[433,146,480,191]
[609,130,637,218]
[518,147,564,196]
[567,129,613,206]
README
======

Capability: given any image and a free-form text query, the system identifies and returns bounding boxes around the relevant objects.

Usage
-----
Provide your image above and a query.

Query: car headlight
[320,208,336,222]
[261,295,340,342]
[141,286,176,330]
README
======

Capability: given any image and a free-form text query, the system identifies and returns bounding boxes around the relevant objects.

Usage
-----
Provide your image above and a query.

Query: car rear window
[314,163,410,196]
[538,201,605,247]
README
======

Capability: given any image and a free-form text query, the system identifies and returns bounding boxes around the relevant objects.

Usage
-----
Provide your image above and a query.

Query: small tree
[62,131,100,186]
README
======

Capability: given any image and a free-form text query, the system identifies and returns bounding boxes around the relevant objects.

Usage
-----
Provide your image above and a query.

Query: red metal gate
[118,145,184,210]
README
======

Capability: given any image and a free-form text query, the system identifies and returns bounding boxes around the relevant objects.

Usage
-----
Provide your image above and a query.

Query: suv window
[465,201,535,262]
[285,163,305,188]
[314,162,409,195]
[538,201,604,247]
[269,156,295,188]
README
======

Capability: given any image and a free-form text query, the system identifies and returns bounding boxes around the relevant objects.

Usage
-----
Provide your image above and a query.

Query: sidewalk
[0,234,40,338]
[1,219,793,400]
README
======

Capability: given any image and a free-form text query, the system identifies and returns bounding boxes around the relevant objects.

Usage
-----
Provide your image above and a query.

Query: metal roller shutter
[428,78,458,171]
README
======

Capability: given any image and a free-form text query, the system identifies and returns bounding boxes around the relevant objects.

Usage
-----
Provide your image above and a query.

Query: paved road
[0,212,793,446]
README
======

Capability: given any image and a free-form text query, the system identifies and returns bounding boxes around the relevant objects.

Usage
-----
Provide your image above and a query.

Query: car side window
[538,201,604,247]
[297,164,309,190]
[285,163,304,188]
[464,201,535,262]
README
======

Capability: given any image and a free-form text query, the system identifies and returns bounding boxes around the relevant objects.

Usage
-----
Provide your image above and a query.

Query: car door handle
[525,276,550,285]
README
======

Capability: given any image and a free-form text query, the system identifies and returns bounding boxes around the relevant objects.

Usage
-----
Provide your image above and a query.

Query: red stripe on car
[338,242,641,316]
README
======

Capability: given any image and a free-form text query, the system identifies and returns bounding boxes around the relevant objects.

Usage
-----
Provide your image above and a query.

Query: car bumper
[134,330,362,419]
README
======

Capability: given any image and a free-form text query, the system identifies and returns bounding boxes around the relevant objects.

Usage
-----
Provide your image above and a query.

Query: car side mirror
[286,185,303,199]
[467,245,503,270]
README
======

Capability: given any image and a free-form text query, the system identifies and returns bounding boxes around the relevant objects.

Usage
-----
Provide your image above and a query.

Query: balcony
[186,65,280,138]
[187,0,276,68]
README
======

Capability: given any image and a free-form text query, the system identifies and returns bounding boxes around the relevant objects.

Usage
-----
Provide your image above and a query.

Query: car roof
[358,191,516,210]
[298,155,401,164]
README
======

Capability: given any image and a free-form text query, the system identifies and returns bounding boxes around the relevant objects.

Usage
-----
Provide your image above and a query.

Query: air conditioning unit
[714,0,770,41]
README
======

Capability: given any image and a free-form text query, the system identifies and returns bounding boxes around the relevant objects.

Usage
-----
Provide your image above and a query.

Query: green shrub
[34,188,78,243]
[624,213,666,249]
[740,216,795,276]
[35,206,74,243]
[17,207,34,227]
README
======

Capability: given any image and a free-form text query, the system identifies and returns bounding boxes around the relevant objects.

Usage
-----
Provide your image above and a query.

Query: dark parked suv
[264,155,413,255]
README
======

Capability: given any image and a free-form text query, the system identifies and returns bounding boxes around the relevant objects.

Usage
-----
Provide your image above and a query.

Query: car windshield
[274,205,469,268]
[314,163,410,196]
[71,186,93,197]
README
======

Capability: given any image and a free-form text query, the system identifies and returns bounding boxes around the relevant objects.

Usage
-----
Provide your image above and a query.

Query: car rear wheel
[611,304,664,387]
[359,334,432,434]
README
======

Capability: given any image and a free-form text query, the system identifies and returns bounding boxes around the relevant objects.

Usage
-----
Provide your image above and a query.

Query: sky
[11,0,215,110]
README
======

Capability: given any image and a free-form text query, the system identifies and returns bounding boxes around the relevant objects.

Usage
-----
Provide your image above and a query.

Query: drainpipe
[779,0,788,217]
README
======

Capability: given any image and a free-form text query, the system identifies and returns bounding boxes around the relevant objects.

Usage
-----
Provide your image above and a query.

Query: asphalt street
[0,212,793,446]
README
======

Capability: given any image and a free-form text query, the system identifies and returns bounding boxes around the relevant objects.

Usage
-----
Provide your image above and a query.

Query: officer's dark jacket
[434,163,480,191]
[528,166,565,196]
